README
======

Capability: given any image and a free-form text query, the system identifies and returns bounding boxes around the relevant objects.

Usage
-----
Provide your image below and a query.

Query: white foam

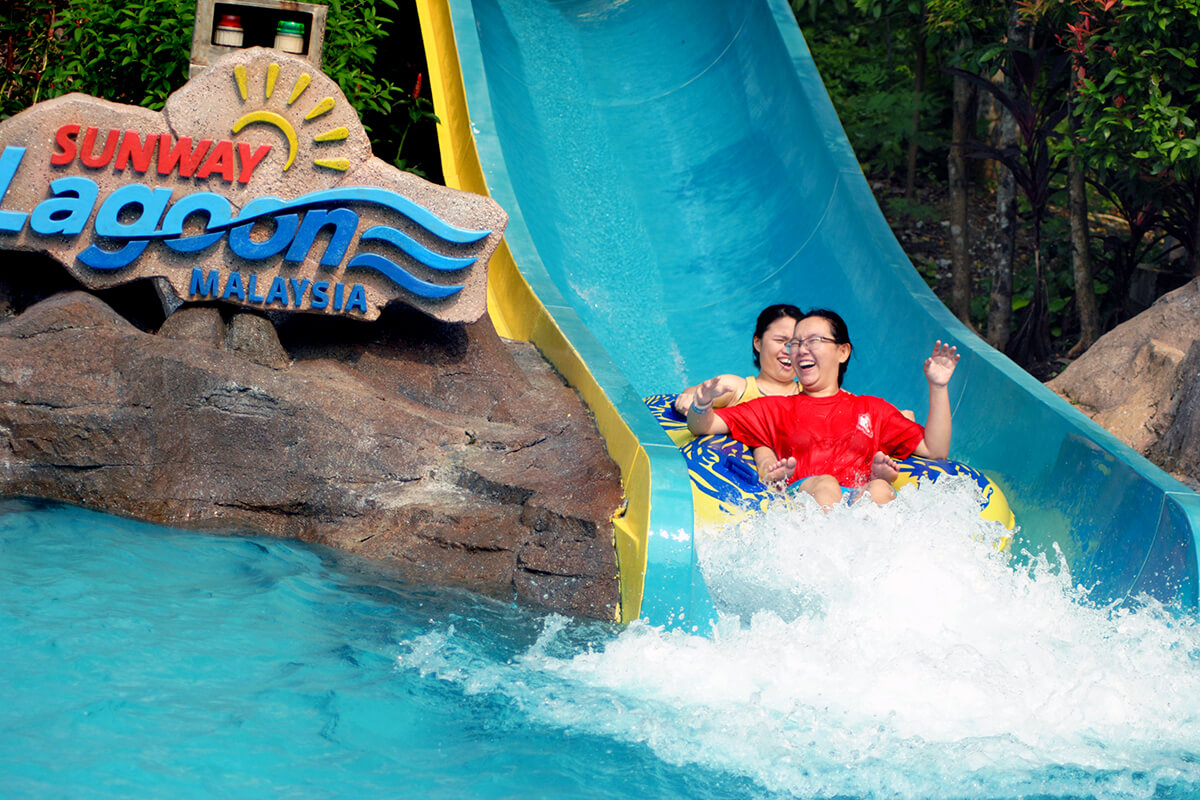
[398,478,1200,799]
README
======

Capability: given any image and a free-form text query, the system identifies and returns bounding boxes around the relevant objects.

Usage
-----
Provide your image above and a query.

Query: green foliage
[819,0,1200,356]
[317,0,440,177]
[1016,200,1073,322]
[969,293,988,329]
[788,0,851,23]
[948,40,1070,226]
[924,0,1007,38]
[0,0,68,120]
[924,0,1012,76]
[1069,0,1200,180]
[1,0,439,177]
[49,0,194,110]
[883,195,942,223]
[803,14,946,177]
[1056,0,1200,269]
[915,256,939,282]
[852,0,926,20]
[321,0,400,121]
[384,77,439,176]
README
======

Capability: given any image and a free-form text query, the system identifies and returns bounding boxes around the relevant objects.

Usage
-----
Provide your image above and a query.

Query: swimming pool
[4,481,1200,799]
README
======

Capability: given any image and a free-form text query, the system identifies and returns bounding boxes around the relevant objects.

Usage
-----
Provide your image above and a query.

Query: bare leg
[862,478,897,504]
[796,474,842,510]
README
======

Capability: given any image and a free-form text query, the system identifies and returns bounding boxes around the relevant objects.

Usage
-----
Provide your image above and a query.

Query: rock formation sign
[0,47,506,323]
[0,48,624,620]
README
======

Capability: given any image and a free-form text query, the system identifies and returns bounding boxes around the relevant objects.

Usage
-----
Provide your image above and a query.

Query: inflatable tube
[645,393,1015,534]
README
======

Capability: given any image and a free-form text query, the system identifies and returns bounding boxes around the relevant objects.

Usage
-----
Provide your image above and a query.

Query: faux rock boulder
[0,290,624,619]
[1049,278,1200,487]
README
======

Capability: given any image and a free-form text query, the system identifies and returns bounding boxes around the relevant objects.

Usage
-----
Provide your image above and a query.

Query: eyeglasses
[784,336,838,353]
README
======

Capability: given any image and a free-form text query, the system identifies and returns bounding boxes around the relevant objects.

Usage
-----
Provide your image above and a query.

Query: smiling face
[789,316,851,396]
[754,315,799,385]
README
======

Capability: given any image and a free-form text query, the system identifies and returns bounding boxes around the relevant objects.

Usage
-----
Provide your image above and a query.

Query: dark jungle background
[3,0,1198,378]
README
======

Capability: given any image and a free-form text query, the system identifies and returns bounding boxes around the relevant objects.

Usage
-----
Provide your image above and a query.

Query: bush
[0,0,440,177]
[0,0,68,120]
[803,15,946,179]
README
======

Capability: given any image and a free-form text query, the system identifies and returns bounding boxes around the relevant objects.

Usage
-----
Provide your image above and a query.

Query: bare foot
[763,456,797,490]
[871,451,900,483]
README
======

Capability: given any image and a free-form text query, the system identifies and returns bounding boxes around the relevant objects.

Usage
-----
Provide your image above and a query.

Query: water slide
[416,0,1200,626]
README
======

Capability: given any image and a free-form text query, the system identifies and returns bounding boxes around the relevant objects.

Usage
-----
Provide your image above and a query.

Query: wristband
[690,401,712,415]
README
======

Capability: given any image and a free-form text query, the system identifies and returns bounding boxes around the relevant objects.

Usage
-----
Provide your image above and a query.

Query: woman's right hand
[686,377,737,435]
[675,375,743,415]
[694,376,733,409]
[673,387,699,415]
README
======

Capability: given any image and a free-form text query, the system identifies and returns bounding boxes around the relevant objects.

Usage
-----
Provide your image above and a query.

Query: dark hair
[801,308,852,385]
[752,303,804,369]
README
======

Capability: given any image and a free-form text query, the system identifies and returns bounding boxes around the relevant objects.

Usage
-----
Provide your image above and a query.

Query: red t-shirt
[714,391,925,488]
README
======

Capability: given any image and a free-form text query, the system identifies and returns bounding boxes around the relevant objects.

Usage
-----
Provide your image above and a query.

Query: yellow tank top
[733,375,798,405]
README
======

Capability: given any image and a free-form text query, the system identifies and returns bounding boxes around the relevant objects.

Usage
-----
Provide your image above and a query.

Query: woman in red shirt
[686,309,959,508]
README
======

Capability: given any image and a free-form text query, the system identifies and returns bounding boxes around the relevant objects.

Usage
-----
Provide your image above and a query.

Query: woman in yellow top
[673,303,802,416]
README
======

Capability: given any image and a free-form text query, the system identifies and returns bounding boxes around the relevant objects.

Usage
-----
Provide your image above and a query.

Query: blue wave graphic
[271,187,492,245]
[359,225,477,271]
[82,185,490,297]
[346,253,463,299]
[140,187,492,244]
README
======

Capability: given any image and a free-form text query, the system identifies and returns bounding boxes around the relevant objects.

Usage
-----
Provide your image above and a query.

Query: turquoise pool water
[4,481,1200,799]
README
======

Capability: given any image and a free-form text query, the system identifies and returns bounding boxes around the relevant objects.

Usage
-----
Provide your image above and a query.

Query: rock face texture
[0,288,624,620]
[1048,278,1200,489]
[1148,338,1200,486]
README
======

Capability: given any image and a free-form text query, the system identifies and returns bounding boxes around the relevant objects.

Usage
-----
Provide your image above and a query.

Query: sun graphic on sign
[229,62,350,173]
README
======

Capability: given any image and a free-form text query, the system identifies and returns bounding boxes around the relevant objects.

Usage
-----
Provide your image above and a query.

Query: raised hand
[923,340,959,387]
[694,376,735,408]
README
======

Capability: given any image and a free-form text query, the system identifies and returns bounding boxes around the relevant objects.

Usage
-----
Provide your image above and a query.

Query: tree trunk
[905,7,927,200]
[1068,90,1099,356]
[988,137,1018,352]
[986,3,1026,353]
[1192,197,1200,277]
[1006,224,1052,366]
[1154,176,1199,283]
[948,59,973,324]
[1148,337,1200,485]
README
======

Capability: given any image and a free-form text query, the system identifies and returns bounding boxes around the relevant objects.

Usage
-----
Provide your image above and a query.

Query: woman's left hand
[924,341,959,387]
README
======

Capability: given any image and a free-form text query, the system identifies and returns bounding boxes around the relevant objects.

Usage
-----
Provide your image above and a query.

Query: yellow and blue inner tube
[645,393,1015,533]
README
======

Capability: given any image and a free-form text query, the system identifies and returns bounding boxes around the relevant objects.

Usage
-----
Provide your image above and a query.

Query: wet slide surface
[445,0,1200,624]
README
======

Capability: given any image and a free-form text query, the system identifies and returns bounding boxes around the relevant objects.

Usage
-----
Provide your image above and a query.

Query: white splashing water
[398,477,1200,799]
